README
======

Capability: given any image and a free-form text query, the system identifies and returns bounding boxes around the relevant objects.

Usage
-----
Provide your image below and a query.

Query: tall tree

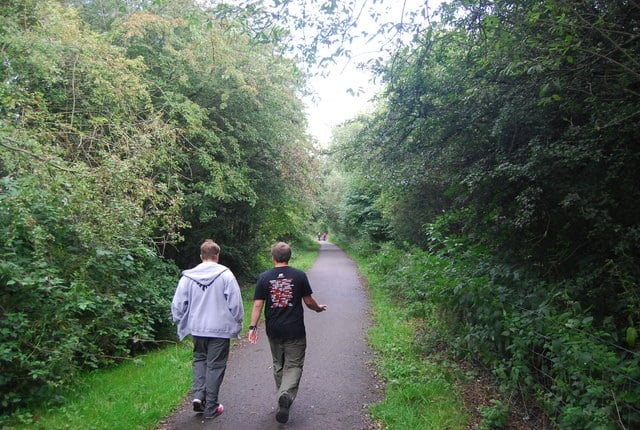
[108,2,315,271]
[329,1,640,426]
[335,0,640,312]
[1,1,184,415]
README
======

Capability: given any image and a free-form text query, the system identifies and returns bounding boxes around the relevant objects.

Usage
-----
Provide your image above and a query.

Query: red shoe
[204,403,224,420]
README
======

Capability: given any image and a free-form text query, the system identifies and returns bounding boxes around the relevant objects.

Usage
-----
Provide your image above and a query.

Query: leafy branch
[0,137,79,173]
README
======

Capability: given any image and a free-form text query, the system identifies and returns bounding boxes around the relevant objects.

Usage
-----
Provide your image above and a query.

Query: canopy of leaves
[105,2,316,270]
[333,0,640,318]
[1,0,316,420]
[329,0,640,426]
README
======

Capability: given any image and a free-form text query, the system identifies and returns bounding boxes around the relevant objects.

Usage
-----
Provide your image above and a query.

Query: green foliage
[8,343,192,429]
[350,245,467,430]
[209,0,433,75]
[478,399,509,430]
[355,239,640,428]
[1,9,184,417]
[331,0,640,320]
[339,178,389,243]
[329,1,640,427]
[1,1,186,248]
[1,0,317,422]
[103,2,316,274]
[0,177,179,420]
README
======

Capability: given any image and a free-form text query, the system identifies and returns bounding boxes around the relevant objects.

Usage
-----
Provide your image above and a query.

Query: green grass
[9,240,320,430]
[13,343,192,430]
[288,237,320,271]
[360,259,469,430]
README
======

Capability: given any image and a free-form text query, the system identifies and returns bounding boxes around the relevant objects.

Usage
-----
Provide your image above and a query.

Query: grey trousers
[192,336,230,411]
[268,336,307,402]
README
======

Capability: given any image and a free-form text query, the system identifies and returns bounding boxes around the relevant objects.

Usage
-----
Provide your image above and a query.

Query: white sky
[304,59,378,146]
[303,0,444,146]
[212,0,444,146]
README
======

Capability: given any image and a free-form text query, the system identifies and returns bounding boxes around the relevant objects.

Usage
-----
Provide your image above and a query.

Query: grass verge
[357,254,469,429]
[9,239,319,430]
[11,343,192,430]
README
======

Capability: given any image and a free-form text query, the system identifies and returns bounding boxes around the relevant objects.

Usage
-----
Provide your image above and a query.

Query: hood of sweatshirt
[181,262,228,288]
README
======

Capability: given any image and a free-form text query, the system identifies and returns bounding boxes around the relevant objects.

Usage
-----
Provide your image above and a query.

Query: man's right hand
[248,328,258,344]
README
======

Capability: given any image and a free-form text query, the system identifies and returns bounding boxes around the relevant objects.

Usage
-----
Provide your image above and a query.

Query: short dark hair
[200,240,220,259]
[271,242,291,263]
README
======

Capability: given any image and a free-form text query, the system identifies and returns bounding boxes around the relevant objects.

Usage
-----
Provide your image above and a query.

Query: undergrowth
[345,237,640,429]
[343,242,468,429]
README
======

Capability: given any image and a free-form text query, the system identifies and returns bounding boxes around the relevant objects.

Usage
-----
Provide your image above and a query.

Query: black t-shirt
[254,265,313,339]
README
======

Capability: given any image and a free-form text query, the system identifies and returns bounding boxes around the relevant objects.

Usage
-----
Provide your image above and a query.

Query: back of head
[200,239,221,260]
[271,242,291,263]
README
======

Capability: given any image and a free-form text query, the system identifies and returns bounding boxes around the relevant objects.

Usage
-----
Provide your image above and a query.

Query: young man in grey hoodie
[171,239,244,420]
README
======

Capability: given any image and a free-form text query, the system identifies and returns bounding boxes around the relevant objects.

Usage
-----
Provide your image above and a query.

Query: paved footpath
[157,242,381,430]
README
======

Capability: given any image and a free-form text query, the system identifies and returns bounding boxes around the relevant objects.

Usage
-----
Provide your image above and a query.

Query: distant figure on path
[171,240,244,420]
[248,242,327,423]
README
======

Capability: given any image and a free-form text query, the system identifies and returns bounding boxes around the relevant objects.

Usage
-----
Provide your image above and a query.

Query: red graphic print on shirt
[269,275,294,308]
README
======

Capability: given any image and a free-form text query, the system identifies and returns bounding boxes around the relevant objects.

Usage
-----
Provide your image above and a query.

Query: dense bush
[358,240,640,428]
[0,0,315,422]
[0,175,178,416]
[328,1,640,427]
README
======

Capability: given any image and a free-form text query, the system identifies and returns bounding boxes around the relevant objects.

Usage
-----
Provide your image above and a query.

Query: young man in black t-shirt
[248,242,327,424]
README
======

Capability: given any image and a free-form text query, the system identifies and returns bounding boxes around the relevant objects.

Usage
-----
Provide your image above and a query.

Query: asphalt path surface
[157,241,381,430]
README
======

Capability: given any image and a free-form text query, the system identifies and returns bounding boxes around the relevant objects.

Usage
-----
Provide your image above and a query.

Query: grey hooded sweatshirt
[171,261,244,341]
